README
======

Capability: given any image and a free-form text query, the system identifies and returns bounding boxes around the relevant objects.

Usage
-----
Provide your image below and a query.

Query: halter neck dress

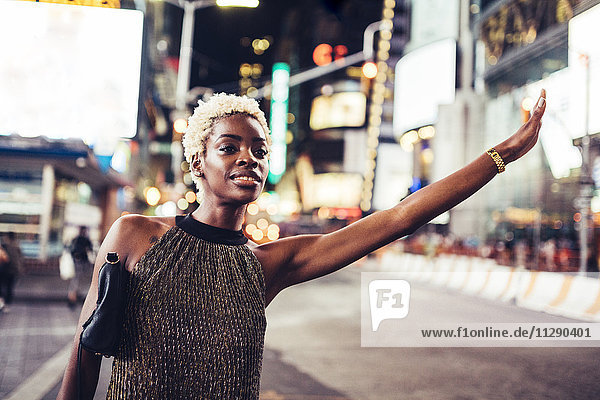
[106,214,266,399]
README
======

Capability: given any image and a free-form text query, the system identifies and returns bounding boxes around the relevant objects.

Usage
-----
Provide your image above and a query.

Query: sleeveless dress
[106,214,266,399]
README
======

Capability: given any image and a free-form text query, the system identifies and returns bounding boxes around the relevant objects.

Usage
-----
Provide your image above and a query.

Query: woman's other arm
[56,215,158,400]
[258,90,546,304]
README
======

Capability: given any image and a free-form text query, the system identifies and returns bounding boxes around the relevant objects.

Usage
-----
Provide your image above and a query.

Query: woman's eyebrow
[216,134,266,143]
[216,134,242,142]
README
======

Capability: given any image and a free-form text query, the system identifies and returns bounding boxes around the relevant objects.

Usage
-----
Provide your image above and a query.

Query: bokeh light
[245,224,257,235]
[173,118,188,134]
[247,203,259,215]
[185,191,196,203]
[362,62,378,79]
[145,187,161,206]
[257,218,269,230]
[251,229,264,241]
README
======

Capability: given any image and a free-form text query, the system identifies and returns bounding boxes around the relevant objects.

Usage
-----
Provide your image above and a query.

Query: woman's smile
[230,171,262,188]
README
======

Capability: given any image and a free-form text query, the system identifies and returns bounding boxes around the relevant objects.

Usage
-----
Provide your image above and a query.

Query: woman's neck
[191,201,246,231]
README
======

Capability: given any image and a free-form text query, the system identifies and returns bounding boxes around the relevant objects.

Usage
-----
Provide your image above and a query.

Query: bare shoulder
[102,214,175,271]
[112,214,174,236]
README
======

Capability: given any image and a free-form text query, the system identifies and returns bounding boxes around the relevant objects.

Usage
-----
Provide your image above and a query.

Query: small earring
[195,170,203,177]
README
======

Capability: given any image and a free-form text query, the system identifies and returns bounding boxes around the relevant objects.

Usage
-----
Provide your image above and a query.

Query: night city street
[3,0,600,398]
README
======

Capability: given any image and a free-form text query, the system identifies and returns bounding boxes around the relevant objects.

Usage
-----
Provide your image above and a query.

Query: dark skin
[57,90,546,399]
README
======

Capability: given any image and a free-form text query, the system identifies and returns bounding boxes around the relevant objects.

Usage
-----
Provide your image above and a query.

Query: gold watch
[486,148,506,173]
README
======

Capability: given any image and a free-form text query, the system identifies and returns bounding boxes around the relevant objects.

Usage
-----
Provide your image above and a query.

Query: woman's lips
[231,175,260,187]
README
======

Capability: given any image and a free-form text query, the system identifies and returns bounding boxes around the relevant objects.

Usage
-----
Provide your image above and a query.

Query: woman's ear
[190,154,203,177]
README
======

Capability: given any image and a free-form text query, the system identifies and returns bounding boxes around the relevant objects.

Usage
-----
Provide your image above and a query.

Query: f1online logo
[368,280,410,331]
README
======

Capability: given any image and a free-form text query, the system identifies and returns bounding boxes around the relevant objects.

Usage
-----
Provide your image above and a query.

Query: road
[264,259,600,400]
[2,258,600,399]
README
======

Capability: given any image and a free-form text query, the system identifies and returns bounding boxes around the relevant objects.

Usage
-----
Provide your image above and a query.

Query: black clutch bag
[80,252,129,357]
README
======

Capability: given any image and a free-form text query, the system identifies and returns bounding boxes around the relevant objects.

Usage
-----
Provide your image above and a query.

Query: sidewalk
[0,273,79,399]
[1,273,351,400]
[12,272,74,303]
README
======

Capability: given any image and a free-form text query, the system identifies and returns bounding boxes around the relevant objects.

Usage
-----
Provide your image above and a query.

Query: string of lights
[360,0,395,212]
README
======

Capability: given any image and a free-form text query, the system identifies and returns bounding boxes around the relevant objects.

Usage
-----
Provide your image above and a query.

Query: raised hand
[495,89,546,164]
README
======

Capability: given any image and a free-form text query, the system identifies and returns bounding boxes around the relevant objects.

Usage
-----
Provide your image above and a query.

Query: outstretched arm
[258,90,546,303]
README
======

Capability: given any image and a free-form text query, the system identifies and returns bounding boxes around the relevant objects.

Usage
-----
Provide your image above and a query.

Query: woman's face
[195,113,269,205]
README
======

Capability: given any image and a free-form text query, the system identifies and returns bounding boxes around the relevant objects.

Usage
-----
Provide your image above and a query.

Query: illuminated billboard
[569,3,600,138]
[0,1,143,147]
[393,38,456,135]
[409,0,459,51]
[372,143,413,211]
[310,92,366,131]
[303,173,363,209]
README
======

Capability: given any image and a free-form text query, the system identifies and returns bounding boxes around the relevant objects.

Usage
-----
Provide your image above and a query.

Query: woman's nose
[236,149,258,167]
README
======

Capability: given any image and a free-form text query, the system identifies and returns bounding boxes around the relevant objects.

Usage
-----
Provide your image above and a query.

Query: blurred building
[473,0,600,252]
[385,0,482,234]
[384,0,600,263]
[0,136,132,269]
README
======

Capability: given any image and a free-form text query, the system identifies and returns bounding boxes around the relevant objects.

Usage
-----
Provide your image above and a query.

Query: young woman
[58,90,546,399]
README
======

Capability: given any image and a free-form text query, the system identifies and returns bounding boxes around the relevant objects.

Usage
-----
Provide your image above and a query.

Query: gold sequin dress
[106,214,266,399]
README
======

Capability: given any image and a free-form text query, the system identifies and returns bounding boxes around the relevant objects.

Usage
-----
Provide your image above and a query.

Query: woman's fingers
[502,89,546,163]
[524,89,545,141]
[531,88,546,123]
[527,90,545,147]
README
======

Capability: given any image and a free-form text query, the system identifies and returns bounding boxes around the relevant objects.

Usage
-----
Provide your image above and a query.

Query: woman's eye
[219,145,236,153]
[254,148,268,158]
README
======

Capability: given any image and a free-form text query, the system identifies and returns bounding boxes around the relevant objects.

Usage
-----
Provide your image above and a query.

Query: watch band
[486,148,506,173]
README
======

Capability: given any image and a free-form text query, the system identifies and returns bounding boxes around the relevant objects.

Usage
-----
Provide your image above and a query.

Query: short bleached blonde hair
[182,93,271,190]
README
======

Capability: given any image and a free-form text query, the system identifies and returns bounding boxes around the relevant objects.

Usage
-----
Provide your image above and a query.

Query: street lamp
[161,0,259,111]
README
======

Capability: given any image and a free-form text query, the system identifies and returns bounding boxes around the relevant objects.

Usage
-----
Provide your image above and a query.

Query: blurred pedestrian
[541,238,557,272]
[478,240,493,259]
[514,239,527,268]
[67,226,93,307]
[587,245,599,274]
[58,90,546,399]
[424,229,441,258]
[557,238,573,271]
[0,232,23,312]
[494,241,511,266]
